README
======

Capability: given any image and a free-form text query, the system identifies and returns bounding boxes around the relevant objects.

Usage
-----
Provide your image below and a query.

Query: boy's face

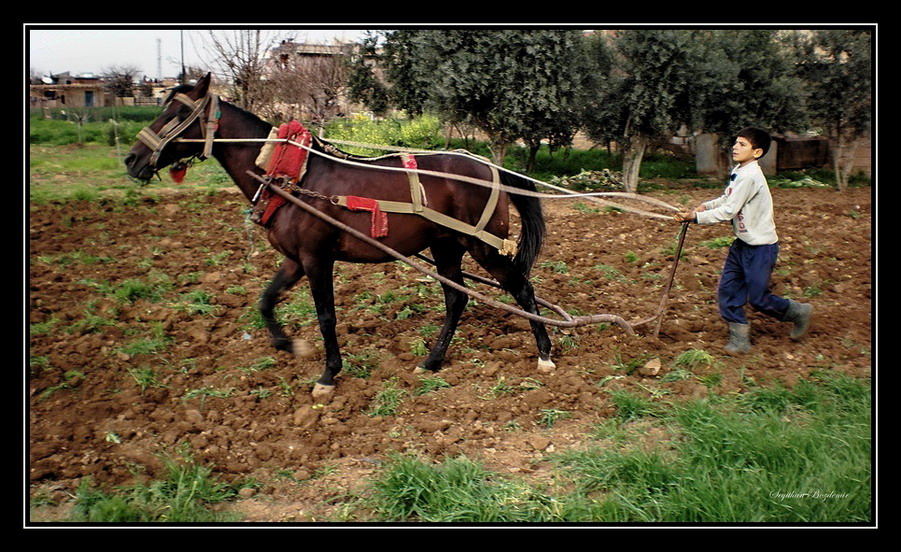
[732,136,763,166]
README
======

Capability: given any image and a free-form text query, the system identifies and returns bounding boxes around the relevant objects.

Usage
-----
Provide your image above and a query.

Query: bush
[324,114,444,155]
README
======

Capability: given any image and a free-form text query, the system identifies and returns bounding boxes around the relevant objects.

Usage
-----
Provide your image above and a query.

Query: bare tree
[265,41,352,131]
[200,30,280,112]
[103,64,142,98]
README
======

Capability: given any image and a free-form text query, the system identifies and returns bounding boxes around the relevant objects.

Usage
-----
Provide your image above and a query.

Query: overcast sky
[26,26,371,78]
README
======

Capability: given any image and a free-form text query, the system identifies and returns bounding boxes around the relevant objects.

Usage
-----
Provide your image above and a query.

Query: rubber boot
[724,322,751,354]
[781,300,813,340]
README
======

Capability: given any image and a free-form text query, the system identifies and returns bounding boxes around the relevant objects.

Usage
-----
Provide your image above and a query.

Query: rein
[142,92,679,220]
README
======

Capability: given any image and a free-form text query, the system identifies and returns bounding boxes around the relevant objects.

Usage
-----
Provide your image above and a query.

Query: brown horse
[125,73,553,396]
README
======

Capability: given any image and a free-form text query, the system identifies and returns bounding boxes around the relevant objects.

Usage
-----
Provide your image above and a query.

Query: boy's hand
[674,210,696,223]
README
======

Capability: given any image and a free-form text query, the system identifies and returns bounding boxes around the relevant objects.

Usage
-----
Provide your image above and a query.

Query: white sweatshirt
[696,160,778,246]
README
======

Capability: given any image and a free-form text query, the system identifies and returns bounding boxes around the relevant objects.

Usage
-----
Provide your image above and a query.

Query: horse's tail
[501,170,546,275]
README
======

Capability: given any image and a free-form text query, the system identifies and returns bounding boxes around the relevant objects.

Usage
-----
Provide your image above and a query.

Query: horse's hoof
[293,338,316,359]
[312,383,335,398]
[413,366,428,375]
[537,357,556,374]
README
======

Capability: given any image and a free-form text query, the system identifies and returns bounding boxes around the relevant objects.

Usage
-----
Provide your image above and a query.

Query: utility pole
[180,30,186,83]
[157,38,162,81]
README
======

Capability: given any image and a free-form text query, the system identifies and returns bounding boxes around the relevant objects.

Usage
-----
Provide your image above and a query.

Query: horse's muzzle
[124,152,155,182]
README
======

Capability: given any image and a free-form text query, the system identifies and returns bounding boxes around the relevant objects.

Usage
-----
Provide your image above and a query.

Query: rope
[247,171,638,334]
[176,135,680,221]
[173,125,687,335]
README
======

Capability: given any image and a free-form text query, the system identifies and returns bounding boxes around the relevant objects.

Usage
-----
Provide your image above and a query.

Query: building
[29,72,115,108]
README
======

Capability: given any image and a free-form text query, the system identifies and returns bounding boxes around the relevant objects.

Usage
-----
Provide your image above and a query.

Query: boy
[675,127,812,353]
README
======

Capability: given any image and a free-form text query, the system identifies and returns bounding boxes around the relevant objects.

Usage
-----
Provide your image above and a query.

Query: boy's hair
[737,127,772,158]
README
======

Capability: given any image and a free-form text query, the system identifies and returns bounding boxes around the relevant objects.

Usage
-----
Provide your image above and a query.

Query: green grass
[46,370,869,523]
[367,454,564,522]
[29,142,232,205]
[66,450,241,523]
[360,371,871,523]
[368,378,408,417]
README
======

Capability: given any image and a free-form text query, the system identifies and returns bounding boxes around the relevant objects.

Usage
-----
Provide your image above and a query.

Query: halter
[136,92,220,168]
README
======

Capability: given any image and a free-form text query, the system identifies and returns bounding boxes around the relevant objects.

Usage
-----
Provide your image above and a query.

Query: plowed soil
[27,183,872,522]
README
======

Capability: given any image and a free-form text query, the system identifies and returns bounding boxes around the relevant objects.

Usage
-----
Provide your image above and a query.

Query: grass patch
[368,379,407,417]
[366,454,563,522]
[358,371,870,523]
[66,451,240,523]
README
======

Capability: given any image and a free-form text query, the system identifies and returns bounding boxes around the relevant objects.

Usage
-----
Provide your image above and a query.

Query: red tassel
[170,163,187,183]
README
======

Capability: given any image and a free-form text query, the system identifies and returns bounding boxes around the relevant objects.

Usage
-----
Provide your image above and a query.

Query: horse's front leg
[303,255,342,397]
[260,258,305,354]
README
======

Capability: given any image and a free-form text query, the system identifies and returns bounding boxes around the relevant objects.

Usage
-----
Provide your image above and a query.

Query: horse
[124,73,554,397]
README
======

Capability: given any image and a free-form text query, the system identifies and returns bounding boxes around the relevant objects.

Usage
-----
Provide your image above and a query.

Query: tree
[103,65,142,98]
[689,30,808,137]
[583,30,702,192]
[265,40,352,130]
[200,30,279,112]
[792,29,872,191]
[681,30,809,177]
[347,32,391,117]
[380,29,589,165]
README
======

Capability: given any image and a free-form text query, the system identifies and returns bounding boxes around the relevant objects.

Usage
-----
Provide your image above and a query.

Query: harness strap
[335,162,516,257]
[401,154,427,212]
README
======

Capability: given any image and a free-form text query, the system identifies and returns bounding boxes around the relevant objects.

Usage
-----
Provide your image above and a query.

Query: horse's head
[125,73,219,182]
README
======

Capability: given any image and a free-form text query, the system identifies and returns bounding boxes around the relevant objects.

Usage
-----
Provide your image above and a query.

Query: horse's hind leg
[417,240,468,373]
[470,246,554,370]
[260,258,305,354]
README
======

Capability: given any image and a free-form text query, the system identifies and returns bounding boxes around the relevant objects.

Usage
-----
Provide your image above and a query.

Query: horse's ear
[193,72,212,98]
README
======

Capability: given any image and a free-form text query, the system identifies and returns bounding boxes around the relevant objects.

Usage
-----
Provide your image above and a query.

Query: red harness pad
[346,195,389,238]
[256,121,313,226]
[266,121,311,180]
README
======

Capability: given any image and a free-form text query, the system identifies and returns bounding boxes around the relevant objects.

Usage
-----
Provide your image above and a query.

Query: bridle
[136,92,220,169]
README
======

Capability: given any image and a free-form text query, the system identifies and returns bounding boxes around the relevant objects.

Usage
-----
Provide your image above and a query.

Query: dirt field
[27,183,872,522]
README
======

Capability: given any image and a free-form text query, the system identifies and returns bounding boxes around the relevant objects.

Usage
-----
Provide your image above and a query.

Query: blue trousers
[718,239,790,324]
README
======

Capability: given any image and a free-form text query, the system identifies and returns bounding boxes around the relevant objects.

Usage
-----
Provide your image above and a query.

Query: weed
[699,236,735,249]
[672,349,716,371]
[696,372,723,389]
[537,408,572,428]
[240,356,277,374]
[343,351,380,379]
[68,452,238,522]
[117,323,172,356]
[367,454,561,523]
[110,275,174,304]
[415,376,451,396]
[183,387,235,401]
[661,368,694,383]
[608,389,663,423]
[127,366,166,392]
[171,290,221,316]
[409,338,429,357]
[38,370,85,401]
[368,379,407,417]
[540,260,569,274]
[30,316,60,336]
